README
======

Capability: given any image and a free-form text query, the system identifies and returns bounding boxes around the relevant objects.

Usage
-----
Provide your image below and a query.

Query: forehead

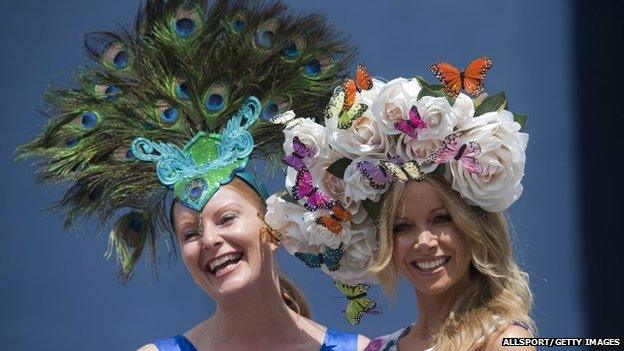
[173,184,254,222]
[397,181,445,217]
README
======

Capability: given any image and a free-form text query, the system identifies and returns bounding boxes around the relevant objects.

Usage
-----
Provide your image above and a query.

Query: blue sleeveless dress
[153,328,358,351]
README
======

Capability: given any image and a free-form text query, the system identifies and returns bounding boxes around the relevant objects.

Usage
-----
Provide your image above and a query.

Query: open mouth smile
[410,256,451,273]
[205,252,244,277]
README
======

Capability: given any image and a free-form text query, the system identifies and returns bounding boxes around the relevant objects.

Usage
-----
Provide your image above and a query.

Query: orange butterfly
[315,202,352,235]
[342,64,373,111]
[429,57,493,98]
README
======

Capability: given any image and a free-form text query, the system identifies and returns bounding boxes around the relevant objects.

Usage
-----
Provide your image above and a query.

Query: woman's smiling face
[172,181,274,299]
[392,180,471,296]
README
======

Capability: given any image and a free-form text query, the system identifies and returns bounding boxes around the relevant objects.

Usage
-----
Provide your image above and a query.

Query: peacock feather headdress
[16,0,355,282]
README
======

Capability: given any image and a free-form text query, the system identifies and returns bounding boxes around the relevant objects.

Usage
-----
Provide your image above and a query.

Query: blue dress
[153,328,358,351]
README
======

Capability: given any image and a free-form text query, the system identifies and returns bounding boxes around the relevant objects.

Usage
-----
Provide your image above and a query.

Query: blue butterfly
[295,246,343,271]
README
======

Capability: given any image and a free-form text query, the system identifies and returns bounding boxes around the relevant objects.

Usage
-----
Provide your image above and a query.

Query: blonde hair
[371,175,535,350]
[220,177,311,318]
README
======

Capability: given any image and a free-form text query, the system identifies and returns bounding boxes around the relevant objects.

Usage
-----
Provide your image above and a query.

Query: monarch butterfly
[315,201,352,235]
[430,57,492,98]
[342,64,373,111]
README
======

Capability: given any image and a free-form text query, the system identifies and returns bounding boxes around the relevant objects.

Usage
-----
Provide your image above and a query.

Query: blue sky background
[0,0,581,349]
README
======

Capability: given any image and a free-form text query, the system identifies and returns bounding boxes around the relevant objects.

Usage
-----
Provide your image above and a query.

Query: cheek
[392,236,411,269]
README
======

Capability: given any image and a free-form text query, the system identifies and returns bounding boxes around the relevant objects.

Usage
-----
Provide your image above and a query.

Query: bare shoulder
[356,334,371,351]
[136,343,159,351]
[484,325,535,351]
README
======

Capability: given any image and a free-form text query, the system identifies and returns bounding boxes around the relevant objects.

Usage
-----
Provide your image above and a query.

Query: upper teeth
[415,257,447,270]
[208,253,242,272]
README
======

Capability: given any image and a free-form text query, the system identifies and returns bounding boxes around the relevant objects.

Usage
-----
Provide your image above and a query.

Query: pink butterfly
[427,134,484,174]
[282,136,315,171]
[394,105,427,139]
[292,167,334,211]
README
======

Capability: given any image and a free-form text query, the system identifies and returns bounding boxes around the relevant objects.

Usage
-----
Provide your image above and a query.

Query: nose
[413,229,438,253]
[199,221,223,250]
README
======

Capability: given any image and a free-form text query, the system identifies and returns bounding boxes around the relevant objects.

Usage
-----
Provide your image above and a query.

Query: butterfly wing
[316,215,342,235]
[305,188,333,211]
[282,154,305,171]
[408,105,428,129]
[292,167,314,200]
[394,119,418,139]
[295,252,321,268]
[345,297,377,326]
[322,247,344,271]
[324,86,345,119]
[357,160,394,189]
[426,134,459,164]
[355,64,373,91]
[380,160,408,183]
[402,160,426,182]
[430,62,462,98]
[458,141,484,174]
[333,280,368,296]
[338,103,368,129]
[342,79,357,111]
[330,202,352,222]
[463,57,492,97]
[292,136,315,158]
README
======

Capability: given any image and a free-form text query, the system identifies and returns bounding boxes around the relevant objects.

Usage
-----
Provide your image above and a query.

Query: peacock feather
[16,0,356,282]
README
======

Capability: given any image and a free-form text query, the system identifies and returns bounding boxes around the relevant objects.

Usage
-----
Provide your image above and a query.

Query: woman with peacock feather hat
[16,0,370,349]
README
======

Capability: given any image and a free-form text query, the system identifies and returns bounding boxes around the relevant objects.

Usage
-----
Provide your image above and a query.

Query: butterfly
[282,136,314,171]
[394,105,427,139]
[356,158,400,190]
[315,201,352,235]
[323,86,345,120]
[291,167,334,211]
[257,213,283,246]
[426,134,484,174]
[295,245,344,271]
[380,157,426,183]
[342,65,374,111]
[430,57,493,98]
[333,280,377,325]
[338,102,368,130]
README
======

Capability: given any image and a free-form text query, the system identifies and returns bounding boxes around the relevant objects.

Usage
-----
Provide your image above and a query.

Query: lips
[410,256,451,272]
[205,252,244,275]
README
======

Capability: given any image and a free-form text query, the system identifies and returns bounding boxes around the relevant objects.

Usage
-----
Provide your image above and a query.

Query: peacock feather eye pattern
[282,32,307,60]
[230,11,247,33]
[261,97,291,121]
[255,20,279,49]
[95,84,122,101]
[155,101,180,126]
[203,82,228,113]
[71,111,101,130]
[303,54,334,79]
[171,7,202,37]
[173,78,191,100]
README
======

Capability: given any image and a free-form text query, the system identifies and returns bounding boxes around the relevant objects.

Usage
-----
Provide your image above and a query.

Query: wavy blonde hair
[370,175,535,350]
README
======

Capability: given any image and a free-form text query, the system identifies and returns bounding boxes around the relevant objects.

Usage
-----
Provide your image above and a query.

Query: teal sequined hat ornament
[16,0,356,282]
[131,96,262,210]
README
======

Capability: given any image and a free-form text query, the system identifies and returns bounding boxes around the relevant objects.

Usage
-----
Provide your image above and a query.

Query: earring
[257,212,282,246]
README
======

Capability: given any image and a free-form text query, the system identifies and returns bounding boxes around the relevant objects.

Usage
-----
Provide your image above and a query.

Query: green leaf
[277,189,298,204]
[362,199,382,224]
[513,113,528,132]
[327,157,352,179]
[474,91,507,116]
[415,76,455,105]
[417,85,442,100]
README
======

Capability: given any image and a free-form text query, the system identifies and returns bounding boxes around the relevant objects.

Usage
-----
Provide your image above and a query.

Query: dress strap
[152,335,198,351]
[320,328,358,351]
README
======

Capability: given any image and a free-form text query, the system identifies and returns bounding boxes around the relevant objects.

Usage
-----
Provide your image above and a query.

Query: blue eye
[156,101,179,125]
[231,12,247,33]
[172,8,201,37]
[65,138,79,148]
[81,112,98,129]
[255,20,279,49]
[282,34,306,59]
[102,41,131,69]
[113,51,130,69]
[175,81,191,100]
[203,83,228,112]
[304,55,333,78]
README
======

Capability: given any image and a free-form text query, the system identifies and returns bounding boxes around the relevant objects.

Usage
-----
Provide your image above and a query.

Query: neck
[413,274,472,340]
[193,270,318,349]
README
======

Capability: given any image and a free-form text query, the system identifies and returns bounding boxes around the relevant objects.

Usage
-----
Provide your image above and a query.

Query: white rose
[327,220,379,284]
[370,77,422,135]
[395,135,443,173]
[414,96,464,141]
[449,110,528,212]
[326,79,393,158]
[343,155,389,202]
[452,93,475,120]
[282,118,327,159]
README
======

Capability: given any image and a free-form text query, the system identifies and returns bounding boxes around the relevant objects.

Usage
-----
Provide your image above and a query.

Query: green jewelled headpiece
[16,0,355,282]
